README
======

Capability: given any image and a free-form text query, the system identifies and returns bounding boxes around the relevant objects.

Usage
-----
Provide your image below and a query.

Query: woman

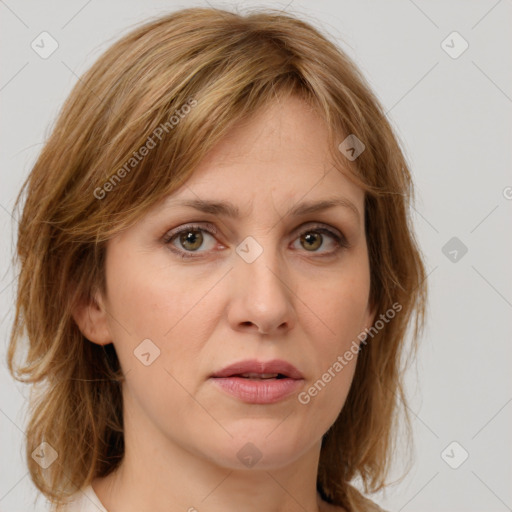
[8,7,426,512]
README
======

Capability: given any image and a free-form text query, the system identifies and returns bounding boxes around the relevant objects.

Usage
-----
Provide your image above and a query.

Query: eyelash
[162,222,350,260]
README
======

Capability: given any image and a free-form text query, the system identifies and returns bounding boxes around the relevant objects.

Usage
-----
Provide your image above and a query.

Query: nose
[227,240,296,336]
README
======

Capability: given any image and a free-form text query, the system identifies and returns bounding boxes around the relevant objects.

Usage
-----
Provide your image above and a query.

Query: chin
[200,429,313,471]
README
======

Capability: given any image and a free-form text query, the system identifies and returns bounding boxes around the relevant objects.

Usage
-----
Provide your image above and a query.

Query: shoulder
[52,485,108,512]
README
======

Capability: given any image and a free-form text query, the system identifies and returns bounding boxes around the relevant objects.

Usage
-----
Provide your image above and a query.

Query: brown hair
[7,7,426,511]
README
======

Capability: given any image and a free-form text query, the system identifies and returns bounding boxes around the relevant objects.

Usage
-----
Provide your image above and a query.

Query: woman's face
[92,95,375,470]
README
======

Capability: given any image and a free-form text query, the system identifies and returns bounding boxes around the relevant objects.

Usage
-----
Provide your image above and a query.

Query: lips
[210,359,304,404]
[210,359,303,380]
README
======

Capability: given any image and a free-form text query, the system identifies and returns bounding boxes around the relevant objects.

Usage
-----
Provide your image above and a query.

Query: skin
[73,94,375,512]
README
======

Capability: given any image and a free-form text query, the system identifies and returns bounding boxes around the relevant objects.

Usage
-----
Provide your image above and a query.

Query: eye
[291,224,349,256]
[163,222,349,260]
[163,224,219,259]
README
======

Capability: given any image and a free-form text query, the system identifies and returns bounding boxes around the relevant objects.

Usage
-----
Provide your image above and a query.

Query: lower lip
[210,376,304,404]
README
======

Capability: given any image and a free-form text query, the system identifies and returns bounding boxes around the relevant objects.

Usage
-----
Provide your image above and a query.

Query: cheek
[295,256,370,412]
[106,250,184,337]
[103,250,222,375]
[102,256,220,427]
[300,258,371,344]
[296,273,367,430]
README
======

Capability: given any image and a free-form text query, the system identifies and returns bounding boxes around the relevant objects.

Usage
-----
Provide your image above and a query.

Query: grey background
[1,1,511,511]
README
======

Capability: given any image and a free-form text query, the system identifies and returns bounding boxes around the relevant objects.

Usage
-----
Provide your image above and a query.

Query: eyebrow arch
[167,197,361,223]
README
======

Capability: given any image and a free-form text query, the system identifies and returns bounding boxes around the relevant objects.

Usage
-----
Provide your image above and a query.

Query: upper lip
[210,359,304,379]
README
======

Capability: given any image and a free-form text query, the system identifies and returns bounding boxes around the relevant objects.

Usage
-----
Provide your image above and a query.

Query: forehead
[164,95,364,212]
[196,95,329,174]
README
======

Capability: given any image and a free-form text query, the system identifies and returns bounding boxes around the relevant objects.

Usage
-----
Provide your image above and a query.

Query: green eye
[164,224,217,259]
[178,229,204,251]
[300,232,323,251]
[164,223,349,260]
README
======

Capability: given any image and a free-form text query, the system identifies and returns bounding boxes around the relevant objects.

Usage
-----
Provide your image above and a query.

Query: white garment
[57,485,108,512]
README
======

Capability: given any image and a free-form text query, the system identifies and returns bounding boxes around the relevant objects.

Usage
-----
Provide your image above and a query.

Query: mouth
[233,373,288,380]
[209,359,304,404]
[210,359,304,380]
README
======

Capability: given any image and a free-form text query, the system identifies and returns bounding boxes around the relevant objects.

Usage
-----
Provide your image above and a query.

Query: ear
[71,289,112,346]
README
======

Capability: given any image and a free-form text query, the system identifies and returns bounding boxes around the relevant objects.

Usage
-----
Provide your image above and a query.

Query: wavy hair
[7,7,426,511]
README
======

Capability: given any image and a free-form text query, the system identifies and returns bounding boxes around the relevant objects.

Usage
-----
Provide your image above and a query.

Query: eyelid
[291,218,350,245]
[162,220,343,240]
[162,222,218,242]
[162,220,350,258]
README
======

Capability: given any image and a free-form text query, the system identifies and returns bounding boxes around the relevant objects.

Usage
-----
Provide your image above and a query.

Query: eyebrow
[167,197,360,222]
